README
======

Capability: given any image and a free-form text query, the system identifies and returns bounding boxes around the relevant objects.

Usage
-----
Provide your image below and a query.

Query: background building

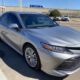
[0,6,49,14]
[0,6,80,17]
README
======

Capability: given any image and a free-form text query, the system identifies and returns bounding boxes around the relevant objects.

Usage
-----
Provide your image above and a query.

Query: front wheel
[23,45,41,69]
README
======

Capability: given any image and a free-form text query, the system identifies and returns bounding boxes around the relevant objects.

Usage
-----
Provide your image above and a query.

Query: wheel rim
[25,47,37,67]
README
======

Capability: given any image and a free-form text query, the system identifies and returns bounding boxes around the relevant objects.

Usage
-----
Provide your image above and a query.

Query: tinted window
[0,13,22,28]
[20,14,59,28]
[0,14,8,27]
[7,13,22,28]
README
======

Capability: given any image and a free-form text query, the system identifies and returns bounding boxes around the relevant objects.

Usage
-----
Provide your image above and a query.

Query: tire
[23,44,41,69]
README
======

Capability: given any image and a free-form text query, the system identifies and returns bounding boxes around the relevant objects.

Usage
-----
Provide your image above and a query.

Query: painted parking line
[0,69,7,80]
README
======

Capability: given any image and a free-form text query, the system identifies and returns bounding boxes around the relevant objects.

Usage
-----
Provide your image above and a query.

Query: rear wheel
[23,44,41,69]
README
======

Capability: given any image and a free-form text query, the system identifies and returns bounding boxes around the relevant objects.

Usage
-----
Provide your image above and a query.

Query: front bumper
[56,56,80,71]
[44,56,80,77]
[38,47,80,77]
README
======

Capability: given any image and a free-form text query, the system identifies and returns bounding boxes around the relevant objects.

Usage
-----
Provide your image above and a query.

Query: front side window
[0,13,22,28]
[20,14,59,28]
[7,13,22,28]
[0,14,8,27]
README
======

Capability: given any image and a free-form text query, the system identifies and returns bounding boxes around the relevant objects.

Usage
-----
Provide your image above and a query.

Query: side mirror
[9,24,19,31]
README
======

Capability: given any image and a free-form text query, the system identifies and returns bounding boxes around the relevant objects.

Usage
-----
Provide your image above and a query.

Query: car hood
[24,26,80,47]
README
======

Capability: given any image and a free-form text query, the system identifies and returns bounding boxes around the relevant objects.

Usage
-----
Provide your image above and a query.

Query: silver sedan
[0,11,80,77]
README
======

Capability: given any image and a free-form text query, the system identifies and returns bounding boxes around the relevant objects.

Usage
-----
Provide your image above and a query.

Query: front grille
[56,57,80,71]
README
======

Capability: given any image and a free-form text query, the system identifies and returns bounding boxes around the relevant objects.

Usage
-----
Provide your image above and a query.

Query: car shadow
[0,40,63,80]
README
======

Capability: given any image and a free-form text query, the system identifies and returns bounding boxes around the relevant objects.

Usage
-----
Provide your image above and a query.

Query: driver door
[1,13,23,53]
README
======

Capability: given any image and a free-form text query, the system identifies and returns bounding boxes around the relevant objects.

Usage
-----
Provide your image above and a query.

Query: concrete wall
[2,6,49,14]
[0,6,80,17]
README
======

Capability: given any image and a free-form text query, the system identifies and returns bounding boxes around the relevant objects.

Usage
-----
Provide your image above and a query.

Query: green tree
[49,9,61,17]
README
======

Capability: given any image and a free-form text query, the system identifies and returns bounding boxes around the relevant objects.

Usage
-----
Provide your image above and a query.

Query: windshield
[20,14,59,28]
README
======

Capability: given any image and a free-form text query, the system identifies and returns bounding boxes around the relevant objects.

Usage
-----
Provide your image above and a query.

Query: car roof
[3,11,44,15]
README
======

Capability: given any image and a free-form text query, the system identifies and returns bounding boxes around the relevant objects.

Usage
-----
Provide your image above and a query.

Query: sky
[0,0,80,10]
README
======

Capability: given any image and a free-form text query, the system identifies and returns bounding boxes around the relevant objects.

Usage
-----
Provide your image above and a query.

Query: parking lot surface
[0,40,63,80]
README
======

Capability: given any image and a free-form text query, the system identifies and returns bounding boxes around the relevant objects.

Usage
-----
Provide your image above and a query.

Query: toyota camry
[0,11,80,77]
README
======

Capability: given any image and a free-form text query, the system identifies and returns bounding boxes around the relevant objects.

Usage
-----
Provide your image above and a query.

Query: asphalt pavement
[0,40,63,80]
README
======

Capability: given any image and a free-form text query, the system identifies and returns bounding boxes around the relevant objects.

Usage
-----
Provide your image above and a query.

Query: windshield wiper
[27,24,58,29]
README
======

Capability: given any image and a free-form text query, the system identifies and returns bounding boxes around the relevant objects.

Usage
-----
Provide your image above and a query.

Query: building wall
[0,6,80,17]
[4,6,49,14]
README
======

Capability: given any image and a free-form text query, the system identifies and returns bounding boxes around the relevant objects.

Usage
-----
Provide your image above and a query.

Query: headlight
[41,43,66,53]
